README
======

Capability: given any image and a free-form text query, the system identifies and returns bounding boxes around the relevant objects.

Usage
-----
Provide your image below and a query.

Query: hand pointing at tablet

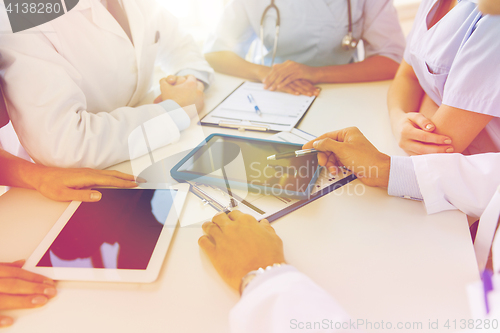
[0,260,57,328]
[0,149,138,202]
[303,127,391,188]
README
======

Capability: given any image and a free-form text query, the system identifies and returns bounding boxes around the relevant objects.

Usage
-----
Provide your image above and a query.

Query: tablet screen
[177,135,318,194]
[36,189,177,270]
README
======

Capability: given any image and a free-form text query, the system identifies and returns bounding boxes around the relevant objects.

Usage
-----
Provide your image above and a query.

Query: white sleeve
[230,266,353,333]
[154,5,214,85]
[360,0,406,63]
[411,153,500,219]
[0,31,182,169]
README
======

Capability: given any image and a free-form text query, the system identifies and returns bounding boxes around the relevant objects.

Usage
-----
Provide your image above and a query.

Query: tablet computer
[170,134,320,200]
[24,184,189,283]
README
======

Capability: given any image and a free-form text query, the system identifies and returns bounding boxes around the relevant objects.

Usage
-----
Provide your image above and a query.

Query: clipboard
[200,82,318,133]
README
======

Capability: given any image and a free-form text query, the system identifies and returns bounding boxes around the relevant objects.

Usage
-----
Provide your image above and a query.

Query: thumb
[409,113,436,131]
[165,75,177,85]
[313,138,343,154]
[51,188,102,202]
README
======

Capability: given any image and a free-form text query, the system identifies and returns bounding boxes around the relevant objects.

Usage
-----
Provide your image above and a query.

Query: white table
[0,74,479,333]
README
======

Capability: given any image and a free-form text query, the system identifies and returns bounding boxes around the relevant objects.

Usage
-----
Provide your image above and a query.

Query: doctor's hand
[392,112,454,155]
[32,167,138,202]
[198,211,285,291]
[0,260,57,328]
[263,60,320,95]
[275,80,320,97]
[154,75,204,103]
[160,75,204,117]
[303,127,391,188]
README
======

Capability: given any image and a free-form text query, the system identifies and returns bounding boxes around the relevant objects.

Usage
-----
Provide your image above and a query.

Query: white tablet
[24,184,189,283]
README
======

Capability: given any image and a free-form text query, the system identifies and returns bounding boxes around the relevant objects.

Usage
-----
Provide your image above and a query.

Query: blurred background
[156,0,421,46]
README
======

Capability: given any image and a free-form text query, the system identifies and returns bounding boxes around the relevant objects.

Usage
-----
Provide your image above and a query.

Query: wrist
[309,66,321,84]
[22,162,46,191]
[376,154,391,188]
[255,65,271,82]
[239,262,286,296]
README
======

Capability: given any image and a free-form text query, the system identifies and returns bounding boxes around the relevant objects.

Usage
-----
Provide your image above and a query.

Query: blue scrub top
[204,0,405,67]
[404,0,500,154]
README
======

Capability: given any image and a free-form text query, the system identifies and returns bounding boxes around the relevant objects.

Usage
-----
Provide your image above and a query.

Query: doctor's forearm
[313,56,399,84]
[0,149,42,190]
[204,51,270,82]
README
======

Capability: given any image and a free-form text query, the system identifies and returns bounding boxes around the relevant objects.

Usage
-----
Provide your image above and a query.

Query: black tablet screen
[36,189,176,270]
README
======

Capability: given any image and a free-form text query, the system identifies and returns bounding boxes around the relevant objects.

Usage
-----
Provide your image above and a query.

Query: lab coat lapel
[87,0,133,44]
[122,0,149,107]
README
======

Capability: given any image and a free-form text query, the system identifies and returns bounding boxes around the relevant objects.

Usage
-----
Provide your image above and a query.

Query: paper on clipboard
[179,129,354,227]
[201,82,317,132]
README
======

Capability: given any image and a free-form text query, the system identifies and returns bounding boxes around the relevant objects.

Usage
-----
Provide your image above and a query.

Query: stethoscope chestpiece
[341,32,358,51]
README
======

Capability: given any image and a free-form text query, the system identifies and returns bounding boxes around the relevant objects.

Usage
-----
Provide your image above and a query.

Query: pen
[482,269,494,314]
[267,148,319,160]
[247,94,262,116]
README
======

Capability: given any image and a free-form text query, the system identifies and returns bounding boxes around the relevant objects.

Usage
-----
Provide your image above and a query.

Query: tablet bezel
[24,184,189,283]
[170,134,320,200]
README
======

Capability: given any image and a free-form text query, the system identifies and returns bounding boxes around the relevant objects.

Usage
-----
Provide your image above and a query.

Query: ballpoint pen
[247,94,262,116]
[267,148,318,160]
[482,269,494,314]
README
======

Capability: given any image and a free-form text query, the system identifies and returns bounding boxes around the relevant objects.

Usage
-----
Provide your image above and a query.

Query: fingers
[0,279,56,298]
[153,95,163,104]
[407,112,436,132]
[0,294,49,311]
[294,80,320,96]
[277,84,301,96]
[212,211,232,227]
[312,138,342,154]
[0,315,13,328]
[269,71,294,91]
[303,127,362,150]
[202,221,222,239]
[288,81,312,97]
[0,260,25,268]
[404,125,452,145]
[198,235,216,256]
[228,210,247,221]
[99,170,137,182]
[71,171,138,192]
[263,67,280,90]
[52,188,101,203]
[402,140,454,155]
[0,266,55,286]
[165,75,178,85]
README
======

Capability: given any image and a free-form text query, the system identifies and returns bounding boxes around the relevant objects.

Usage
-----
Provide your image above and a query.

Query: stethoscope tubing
[260,0,356,67]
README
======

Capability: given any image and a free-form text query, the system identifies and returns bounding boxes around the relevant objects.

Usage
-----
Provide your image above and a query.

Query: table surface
[0,74,479,333]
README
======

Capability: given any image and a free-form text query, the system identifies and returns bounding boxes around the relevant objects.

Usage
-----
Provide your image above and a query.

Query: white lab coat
[0,0,213,168]
[412,153,500,219]
[230,153,500,333]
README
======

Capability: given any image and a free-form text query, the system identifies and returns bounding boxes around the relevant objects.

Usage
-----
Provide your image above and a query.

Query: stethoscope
[260,0,359,66]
